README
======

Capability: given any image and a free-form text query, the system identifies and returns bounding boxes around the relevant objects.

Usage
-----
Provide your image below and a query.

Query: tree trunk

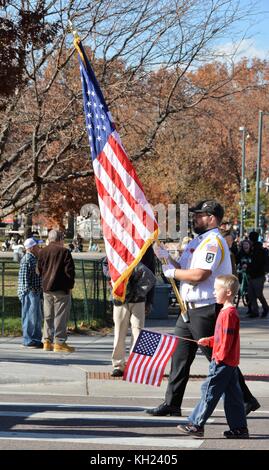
[24,207,33,238]
[65,212,75,239]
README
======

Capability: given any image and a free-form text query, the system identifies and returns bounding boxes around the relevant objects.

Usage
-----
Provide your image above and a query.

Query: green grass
[0,317,22,336]
[0,316,113,337]
[0,259,112,335]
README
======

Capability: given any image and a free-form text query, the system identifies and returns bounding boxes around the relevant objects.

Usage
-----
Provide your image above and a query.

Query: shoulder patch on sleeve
[206,252,215,263]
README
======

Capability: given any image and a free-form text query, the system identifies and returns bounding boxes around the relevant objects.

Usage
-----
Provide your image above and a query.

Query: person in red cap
[146,200,260,418]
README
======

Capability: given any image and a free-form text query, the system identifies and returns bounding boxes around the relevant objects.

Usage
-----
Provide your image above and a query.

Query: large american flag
[74,38,158,301]
[123,329,179,387]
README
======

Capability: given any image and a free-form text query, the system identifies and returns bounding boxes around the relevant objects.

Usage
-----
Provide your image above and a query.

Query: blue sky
[245,0,269,58]
[221,0,269,61]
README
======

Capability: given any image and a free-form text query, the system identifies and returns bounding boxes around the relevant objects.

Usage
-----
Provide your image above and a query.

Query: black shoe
[261,310,268,318]
[23,342,43,349]
[111,368,124,377]
[223,427,249,439]
[177,423,204,437]
[145,401,181,416]
[244,397,261,415]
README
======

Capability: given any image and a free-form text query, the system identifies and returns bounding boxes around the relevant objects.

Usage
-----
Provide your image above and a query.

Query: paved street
[0,285,268,452]
[0,393,268,451]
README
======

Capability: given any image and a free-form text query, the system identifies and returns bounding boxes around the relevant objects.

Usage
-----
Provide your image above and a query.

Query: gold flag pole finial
[68,19,84,61]
[68,19,79,40]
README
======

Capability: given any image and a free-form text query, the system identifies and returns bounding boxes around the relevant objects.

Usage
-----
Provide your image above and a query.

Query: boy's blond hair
[215,274,239,298]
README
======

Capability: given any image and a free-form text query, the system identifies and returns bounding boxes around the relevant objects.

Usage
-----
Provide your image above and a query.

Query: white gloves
[162,264,176,279]
[153,242,169,260]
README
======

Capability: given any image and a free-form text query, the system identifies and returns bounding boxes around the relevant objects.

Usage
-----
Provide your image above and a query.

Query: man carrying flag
[73,33,158,305]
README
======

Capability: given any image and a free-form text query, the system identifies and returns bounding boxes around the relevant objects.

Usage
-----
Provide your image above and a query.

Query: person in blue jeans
[18,238,43,348]
[178,274,249,439]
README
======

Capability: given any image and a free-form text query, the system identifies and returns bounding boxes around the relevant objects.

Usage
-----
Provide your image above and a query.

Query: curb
[87,372,269,381]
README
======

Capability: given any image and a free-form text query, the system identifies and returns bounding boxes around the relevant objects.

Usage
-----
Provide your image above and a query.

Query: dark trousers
[165,304,254,407]
[248,276,269,315]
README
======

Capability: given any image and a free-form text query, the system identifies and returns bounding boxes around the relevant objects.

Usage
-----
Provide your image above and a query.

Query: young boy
[178,274,249,439]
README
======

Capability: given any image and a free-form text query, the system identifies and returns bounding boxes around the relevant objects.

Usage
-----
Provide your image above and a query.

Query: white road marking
[0,432,203,449]
[0,410,198,422]
[0,401,158,409]
[0,403,205,449]
[0,401,218,417]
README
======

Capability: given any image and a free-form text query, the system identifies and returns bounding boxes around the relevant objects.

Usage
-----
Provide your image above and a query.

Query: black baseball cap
[189,200,224,221]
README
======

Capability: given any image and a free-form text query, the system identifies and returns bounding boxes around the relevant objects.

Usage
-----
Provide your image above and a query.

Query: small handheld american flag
[123,329,179,387]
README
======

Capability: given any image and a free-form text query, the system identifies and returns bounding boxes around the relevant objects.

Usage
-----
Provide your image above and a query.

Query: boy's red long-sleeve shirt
[207,306,240,367]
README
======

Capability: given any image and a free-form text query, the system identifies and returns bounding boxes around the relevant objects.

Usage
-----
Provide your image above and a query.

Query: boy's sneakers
[53,342,75,353]
[178,424,249,439]
[43,340,54,351]
[177,423,204,437]
[223,427,249,439]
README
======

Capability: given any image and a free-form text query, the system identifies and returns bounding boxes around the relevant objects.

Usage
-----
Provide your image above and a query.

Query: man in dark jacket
[247,231,269,318]
[38,230,75,352]
[103,246,156,377]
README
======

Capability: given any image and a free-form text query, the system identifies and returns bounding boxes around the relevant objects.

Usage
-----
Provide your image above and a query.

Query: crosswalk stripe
[0,402,162,410]
[0,410,196,423]
[0,401,216,415]
[0,431,203,449]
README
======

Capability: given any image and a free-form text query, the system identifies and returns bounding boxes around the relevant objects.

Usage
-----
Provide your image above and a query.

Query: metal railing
[0,258,112,335]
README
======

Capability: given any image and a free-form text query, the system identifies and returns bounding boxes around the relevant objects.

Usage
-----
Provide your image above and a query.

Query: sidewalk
[0,286,268,398]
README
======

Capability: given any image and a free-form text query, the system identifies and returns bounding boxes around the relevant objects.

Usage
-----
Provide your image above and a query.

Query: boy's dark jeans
[189,359,247,430]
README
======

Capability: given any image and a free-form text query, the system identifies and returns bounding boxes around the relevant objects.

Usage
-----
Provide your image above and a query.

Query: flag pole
[157,241,189,322]
[176,336,198,343]
[166,272,189,322]
[144,329,198,343]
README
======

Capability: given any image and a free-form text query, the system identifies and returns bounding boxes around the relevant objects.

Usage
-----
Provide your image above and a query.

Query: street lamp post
[255,110,269,231]
[239,127,247,238]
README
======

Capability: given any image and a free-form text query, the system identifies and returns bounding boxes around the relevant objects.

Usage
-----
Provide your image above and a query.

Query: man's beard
[193,222,209,234]
[193,225,205,234]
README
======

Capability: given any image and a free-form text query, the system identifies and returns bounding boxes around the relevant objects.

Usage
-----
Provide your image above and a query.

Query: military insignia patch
[206,245,217,253]
[206,252,215,263]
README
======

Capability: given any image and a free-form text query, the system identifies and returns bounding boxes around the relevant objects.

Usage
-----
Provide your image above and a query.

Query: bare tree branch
[0,0,261,219]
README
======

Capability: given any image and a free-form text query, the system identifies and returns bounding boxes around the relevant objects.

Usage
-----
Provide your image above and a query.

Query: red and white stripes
[93,132,158,299]
[124,334,179,387]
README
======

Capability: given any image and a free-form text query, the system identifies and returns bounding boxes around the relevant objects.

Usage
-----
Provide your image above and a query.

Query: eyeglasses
[193,212,212,218]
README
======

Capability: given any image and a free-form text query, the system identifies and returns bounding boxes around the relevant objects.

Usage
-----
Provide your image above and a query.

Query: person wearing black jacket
[103,246,156,377]
[247,231,269,318]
